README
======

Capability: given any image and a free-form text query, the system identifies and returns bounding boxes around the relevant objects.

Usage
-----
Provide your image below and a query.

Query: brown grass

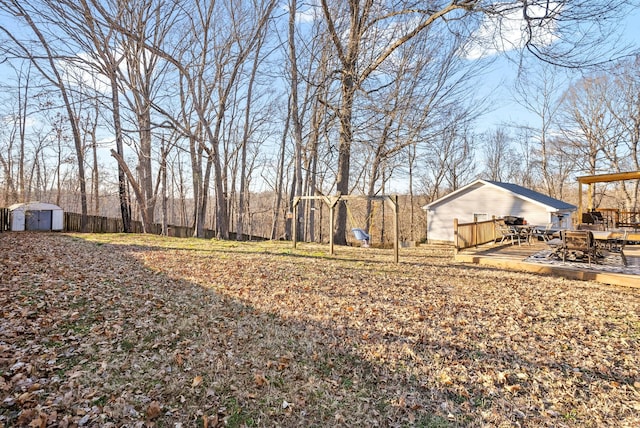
[1,232,639,427]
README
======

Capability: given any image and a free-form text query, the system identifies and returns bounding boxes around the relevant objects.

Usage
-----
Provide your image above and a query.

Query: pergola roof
[576,171,640,215]
[577,171,640,184]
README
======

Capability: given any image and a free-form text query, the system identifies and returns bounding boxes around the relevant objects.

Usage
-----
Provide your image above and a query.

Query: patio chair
[497,224,524,246]
[561,230,598,266]
[608,231,628,266]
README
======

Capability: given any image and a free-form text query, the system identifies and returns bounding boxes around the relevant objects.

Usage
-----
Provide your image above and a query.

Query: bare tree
[480,127,517,182]
[171,0,277,238]
[559,73,619,206]
[271,99,291,240]
[319,0,476,243]
[0,63,30,204]
[605,55,640,211]
[513,63,568,195]
[420,120,478,200]
[70,0,134,231]
[356,22,487,237]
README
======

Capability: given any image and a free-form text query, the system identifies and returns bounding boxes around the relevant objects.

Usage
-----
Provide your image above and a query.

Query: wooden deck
[455,241,640,288]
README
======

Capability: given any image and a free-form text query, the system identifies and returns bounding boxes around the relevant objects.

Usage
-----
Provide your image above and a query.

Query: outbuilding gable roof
[8,201,63,212]
[423,179,576,211]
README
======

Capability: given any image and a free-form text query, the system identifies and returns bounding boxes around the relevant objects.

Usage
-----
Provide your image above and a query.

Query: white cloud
[280,1,321,24]
[58,52,112,94]
[463,2,561,60]
[296,5,319,24]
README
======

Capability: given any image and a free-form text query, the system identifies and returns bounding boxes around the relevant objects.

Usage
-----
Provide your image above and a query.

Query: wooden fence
[63,212,219,238]
[453,218,500,253]
[0,208,9,232]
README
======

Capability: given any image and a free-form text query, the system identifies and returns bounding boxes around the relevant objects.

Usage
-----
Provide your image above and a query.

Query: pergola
[576,171,640,215]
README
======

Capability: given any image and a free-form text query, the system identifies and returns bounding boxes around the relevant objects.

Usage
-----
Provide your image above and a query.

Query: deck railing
[617,211,640,228]
[453,218,500,253]
[592,209,640,229]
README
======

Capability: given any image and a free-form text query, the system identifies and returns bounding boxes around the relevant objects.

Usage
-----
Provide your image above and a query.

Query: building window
[474,213,488,222]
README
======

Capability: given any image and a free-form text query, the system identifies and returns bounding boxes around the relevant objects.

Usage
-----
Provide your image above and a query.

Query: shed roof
[423,180,576,211]
[8,201,63,211]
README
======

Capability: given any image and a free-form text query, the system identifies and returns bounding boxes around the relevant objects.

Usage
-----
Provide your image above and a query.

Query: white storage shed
[9,202,64,231]
[423,180,576,243]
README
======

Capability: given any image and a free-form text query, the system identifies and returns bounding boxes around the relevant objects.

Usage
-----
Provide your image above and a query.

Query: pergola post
[292,197,300,249]
[578,182,583,220]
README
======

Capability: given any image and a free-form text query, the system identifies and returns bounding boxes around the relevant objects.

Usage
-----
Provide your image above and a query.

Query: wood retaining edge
[455,253,640,288]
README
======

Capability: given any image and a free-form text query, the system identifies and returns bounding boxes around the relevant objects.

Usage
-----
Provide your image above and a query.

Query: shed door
[26,210,52,231]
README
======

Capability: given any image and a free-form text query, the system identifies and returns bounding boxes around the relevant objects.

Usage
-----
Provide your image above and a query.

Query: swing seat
[351,228,370,247]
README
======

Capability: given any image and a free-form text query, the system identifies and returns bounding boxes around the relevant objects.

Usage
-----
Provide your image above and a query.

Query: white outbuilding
[8,202,64,231]
[423,180,576,243]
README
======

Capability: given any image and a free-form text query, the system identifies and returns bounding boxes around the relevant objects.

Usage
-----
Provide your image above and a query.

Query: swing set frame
[291,194,400,263]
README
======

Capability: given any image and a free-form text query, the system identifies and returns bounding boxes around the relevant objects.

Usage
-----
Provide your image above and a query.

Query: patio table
[591,231,613,241]
[531,225,557,241]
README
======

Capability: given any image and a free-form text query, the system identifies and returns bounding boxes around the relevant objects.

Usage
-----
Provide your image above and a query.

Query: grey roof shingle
[486,180,576,210]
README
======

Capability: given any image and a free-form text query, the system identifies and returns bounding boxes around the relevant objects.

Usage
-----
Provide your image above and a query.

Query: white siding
[10,210,25,231]
[52,210,64,230]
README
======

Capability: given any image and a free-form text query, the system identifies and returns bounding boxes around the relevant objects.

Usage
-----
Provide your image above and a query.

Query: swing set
[291,194,400,263]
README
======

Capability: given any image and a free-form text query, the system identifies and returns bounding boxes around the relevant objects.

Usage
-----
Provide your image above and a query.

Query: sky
[475,6,640,133]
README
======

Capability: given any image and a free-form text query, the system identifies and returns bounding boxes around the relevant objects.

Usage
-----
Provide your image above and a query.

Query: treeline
[0,1,638,243]
[1,191,429,244]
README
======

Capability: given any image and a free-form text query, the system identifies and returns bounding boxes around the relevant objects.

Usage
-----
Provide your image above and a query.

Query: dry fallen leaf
[146,401,162,420]
[192,375,203,387]
[17,409,37,426]
[28,414,47,428]
[505,384,522,393]
[175,353,184,366]
[254,372,268,387]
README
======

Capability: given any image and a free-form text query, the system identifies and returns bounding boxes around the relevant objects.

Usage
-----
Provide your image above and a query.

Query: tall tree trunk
[110,73,132,232]
[334,67,355,245]
[137,106,155,232]
[271,101,291,240]
[160,138,168,236]
[237,35,263,241]
[288,0,305,241]
[190,134,203,236]
[17,68,28,201]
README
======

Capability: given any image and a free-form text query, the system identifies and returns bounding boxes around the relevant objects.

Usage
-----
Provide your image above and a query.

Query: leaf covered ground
[1,232,639,427]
